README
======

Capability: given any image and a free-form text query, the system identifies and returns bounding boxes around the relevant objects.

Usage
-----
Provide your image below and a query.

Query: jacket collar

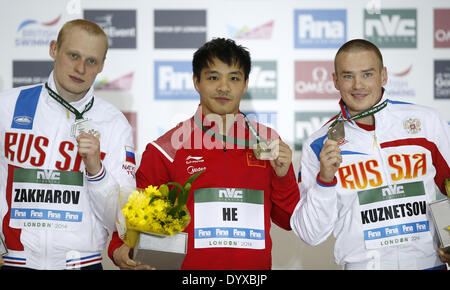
[192,105,261,146]
[337,87,387,124]
[45,70,95,111]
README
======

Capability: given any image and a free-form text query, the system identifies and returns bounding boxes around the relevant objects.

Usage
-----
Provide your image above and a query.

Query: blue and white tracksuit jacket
[0,72,136,269]
[291,93,450,270]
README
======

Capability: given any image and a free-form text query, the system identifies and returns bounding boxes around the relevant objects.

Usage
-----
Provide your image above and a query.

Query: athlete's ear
[381,66,388,87]
[243,77,249,95]
[193,74,200,94]
[332,72,340,91]
[49,40,58,60]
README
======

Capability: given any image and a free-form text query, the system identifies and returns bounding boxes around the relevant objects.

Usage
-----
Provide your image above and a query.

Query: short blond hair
[334,39,384,73]
[56,19,109,57]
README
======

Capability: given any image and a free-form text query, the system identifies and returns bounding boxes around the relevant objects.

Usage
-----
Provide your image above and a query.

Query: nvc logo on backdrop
[294,111,337,151]
[364,9,417,48]
[244,61,277,100]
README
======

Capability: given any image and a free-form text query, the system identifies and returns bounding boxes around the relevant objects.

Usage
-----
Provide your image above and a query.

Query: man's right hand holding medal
[76,132,102,176]
[268,139,293,178]
[318,139,342,183]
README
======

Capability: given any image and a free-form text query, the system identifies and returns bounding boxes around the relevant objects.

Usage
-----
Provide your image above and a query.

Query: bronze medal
[326,99,388,143]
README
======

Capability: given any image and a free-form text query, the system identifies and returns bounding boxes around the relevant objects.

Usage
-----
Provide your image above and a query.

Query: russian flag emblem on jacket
[125,146,136,164]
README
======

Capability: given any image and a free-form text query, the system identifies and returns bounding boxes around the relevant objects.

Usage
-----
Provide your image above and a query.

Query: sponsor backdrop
[1,0,449,270]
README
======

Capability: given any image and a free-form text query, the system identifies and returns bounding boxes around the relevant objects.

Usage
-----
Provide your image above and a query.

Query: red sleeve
[107,231,123,265]
[270,164,300,230]
[108,142,174,263]
[136,141,174,189]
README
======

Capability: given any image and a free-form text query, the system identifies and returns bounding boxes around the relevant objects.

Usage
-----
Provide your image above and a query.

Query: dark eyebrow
[228,71,243,76]
[204,70,218,74]
[204,70,243,76]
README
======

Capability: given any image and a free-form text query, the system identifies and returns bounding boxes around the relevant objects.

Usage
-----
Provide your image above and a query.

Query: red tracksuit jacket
[109,107,300,269]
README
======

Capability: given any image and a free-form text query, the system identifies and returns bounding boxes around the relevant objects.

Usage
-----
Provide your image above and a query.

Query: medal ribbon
[329,99,387,128]
[45,82,94,120]
[193,112,263,147]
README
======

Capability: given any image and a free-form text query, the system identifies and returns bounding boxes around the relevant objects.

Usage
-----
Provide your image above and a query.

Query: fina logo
[154,61,197,100]
[294,9,347,48]
[14,116,32,126]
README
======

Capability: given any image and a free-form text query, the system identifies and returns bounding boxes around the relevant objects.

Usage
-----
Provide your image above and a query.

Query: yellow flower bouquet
[119,171,202,247]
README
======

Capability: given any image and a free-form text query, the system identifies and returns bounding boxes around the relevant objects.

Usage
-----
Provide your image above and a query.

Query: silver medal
[71,119,92,138]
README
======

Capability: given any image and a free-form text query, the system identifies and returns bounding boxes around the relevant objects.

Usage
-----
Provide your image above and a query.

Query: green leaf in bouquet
[166,171,204,207]
[178,188,189,206]
[167,182,184,205]
[183,170,204,188]
[149,195,162,204]
[179,170,203,206]
[168,186,179,206]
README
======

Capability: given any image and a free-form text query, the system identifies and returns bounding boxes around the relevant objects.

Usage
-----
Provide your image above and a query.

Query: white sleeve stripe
[150,141,174,163]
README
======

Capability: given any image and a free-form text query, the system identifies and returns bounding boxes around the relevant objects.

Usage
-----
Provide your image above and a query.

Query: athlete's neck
[53,78,88,103]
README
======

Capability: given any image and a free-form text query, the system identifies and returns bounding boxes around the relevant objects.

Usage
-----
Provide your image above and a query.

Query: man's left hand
[269,139,293,178]
[439,247,450,264]
[76,132,102,175]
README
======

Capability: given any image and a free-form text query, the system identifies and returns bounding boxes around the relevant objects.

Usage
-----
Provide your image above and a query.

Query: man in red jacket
[108,38,300,269]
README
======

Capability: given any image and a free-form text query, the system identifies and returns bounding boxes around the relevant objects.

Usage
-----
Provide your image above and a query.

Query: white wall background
[1,0,449,270]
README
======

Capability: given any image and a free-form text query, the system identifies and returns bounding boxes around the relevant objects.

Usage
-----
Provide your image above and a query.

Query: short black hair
[192,38,251,80]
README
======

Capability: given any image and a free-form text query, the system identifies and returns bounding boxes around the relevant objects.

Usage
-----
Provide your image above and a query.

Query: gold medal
[253,142,273,160]
[445,178,450,195]
[327,120,345,142]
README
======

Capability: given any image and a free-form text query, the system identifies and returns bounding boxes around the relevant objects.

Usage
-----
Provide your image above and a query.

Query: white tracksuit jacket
[0,72,136,269]
[290,93,450,270]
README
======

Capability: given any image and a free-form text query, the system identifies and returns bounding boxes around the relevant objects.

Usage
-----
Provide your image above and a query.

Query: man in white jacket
[290,39,450,270]
[0,19,136,269]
